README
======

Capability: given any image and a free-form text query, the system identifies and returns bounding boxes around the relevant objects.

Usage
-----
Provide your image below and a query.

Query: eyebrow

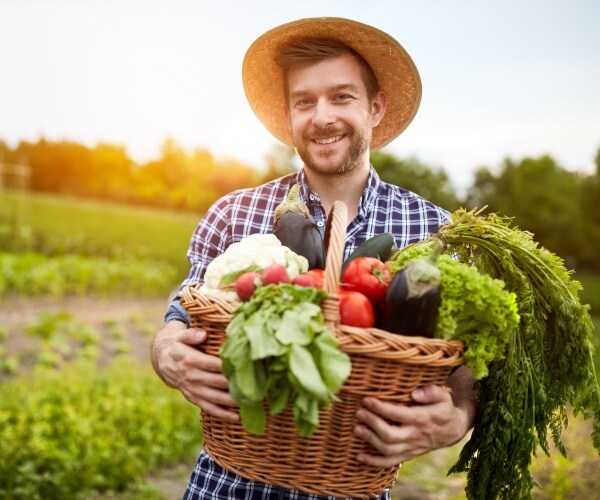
[289,83,362,100]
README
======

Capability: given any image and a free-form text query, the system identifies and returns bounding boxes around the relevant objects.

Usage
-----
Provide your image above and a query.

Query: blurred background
[1,1,599,498]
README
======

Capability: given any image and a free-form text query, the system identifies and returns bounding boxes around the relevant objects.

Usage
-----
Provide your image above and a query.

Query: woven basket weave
[180,201,464,498]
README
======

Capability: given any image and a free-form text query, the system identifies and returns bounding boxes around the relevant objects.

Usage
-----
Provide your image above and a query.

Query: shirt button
[317,221,324,227]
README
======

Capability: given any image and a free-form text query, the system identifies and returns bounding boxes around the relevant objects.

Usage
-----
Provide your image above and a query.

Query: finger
[361,390,452,426]
[190,392,240,422]
[410,385,452,404]
[355,407,402,442]
[353,424,405,467]
[356,449,403,468]
[170,344,223,374]
[360,397,419,425]
[354,422,431,466]
[200,403,240,422]
[181,381,240,421]
[177,328,207,346]
[192,384,238,408]
[183,363,230,390]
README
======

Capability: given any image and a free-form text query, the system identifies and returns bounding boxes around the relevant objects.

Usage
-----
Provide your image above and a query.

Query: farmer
[151,17,478,499]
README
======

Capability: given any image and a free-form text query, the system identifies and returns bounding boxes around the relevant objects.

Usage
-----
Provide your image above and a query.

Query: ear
[370,90,387,128]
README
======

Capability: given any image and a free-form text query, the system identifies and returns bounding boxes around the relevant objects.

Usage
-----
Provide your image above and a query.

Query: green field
[1,190,199,273]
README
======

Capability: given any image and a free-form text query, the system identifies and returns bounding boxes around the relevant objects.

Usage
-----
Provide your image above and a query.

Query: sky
[1,0,599,192]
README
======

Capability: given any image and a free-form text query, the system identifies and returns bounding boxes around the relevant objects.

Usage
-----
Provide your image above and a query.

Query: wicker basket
[180,201,465,498]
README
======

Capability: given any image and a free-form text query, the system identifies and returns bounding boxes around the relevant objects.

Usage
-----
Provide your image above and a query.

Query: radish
[262,263,291,285]
[235,272,263,301]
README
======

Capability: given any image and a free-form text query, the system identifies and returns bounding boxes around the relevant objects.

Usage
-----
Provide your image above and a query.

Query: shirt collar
[294,165,381,214]
[359,166,382,217]
[294,168,320,205]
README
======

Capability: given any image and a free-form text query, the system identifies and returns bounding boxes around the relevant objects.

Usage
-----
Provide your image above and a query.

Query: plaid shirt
[171,166,450,498]
[177,167,449,295]
[183,450,391,499]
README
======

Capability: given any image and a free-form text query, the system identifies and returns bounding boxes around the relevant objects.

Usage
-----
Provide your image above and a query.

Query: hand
[353,385,473,468]
[152,322,239,422]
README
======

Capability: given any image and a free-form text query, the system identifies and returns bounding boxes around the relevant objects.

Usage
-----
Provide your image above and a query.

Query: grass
[1,190,199,274]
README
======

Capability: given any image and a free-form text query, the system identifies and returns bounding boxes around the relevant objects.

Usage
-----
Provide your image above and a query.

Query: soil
[0,295,167,371]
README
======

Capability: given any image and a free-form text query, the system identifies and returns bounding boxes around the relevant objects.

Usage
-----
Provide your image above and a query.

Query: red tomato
[338,289,376,328]
[305,269,325,289]
[341,257,391,306]
[292,273,317,288]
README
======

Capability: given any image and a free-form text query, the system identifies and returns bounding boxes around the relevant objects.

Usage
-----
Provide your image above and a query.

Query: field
[1,191,599,499]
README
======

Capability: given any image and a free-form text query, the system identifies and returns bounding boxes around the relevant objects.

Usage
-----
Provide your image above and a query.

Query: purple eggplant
[273,184,326,270]
[378,248,442,337]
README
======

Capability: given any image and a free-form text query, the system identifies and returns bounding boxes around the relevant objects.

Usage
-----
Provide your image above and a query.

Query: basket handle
[322,201,347,331]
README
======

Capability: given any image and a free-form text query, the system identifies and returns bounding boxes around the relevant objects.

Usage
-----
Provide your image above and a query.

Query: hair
[275,38,380,101]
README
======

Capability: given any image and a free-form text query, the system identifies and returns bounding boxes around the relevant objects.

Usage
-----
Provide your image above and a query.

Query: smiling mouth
[313,135,344,145]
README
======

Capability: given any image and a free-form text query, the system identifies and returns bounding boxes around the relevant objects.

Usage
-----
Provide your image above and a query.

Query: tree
[260,144,298,184]
[370,151,460,210]
[577,146,600,269]
[466,155,589,269]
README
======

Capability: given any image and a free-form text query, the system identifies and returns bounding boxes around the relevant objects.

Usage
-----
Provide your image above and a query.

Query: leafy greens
[220,284,351,437]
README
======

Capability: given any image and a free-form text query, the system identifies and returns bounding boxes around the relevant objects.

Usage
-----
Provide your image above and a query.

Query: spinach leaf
[221,284,351,437]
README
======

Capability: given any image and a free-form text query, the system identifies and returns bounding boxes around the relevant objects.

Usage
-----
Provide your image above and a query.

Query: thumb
[177,328,207,346]
[411,385,450,404]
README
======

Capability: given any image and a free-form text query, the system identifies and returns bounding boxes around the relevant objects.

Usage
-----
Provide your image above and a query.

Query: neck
[303,162,370,222]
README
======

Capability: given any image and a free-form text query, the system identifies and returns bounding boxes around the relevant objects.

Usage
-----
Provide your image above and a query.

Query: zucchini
[341,233,397,273]
[273,184,326,270]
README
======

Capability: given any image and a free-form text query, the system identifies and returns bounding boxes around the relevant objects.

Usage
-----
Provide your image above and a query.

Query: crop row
[0,252,180,297]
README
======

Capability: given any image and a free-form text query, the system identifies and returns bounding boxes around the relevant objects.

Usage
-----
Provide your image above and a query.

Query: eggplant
[273,184,326,270]
[378,247,442,337]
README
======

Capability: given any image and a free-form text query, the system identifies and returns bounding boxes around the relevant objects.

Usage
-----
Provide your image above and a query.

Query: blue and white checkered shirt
[169,166,450,498]
[175,166,449,297]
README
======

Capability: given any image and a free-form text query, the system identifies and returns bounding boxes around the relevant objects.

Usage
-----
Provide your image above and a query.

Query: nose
[311,99,336,128]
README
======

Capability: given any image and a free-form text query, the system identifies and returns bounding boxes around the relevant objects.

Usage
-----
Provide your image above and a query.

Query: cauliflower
[199,233,309,300]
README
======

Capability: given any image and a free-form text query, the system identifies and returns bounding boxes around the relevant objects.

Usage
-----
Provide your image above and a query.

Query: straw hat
[242,17,422,150]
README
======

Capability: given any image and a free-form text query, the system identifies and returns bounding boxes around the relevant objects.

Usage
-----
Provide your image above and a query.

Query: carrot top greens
[391,208,599,499]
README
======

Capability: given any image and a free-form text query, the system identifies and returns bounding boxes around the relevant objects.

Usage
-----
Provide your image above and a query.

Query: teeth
[315,135,342,144]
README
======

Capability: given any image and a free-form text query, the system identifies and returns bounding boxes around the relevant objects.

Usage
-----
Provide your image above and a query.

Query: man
[151,17,477,499]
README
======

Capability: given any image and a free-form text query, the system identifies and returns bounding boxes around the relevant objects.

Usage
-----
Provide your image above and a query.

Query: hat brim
[242,17,422,150]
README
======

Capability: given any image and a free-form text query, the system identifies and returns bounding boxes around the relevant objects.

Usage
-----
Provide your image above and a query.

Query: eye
[294,98,314,109]
[334,94,354,102]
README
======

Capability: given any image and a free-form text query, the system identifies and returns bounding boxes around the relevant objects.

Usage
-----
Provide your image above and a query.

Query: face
[286,53,386,176]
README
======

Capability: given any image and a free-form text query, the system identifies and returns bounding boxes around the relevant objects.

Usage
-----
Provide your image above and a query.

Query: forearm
[446,366,479,429]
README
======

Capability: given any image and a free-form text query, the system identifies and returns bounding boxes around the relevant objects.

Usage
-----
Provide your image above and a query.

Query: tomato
[341,257,391,306]
[292,273,318,288]
[338,289,376,328]
[305,268,325,289]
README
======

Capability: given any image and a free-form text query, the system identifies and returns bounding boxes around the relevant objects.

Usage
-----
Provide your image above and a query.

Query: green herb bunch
[399,208,600,499]
[220,284,351,437]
